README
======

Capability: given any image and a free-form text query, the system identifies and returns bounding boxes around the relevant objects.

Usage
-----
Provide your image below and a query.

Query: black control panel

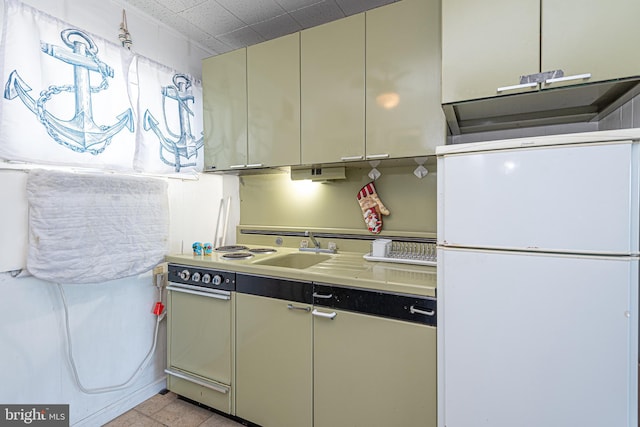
[168,263,236,292]
[313,283,436,326]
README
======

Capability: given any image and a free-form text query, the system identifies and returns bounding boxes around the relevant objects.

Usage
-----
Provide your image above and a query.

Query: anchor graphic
[143,73,204,172]
[3,29,134,155]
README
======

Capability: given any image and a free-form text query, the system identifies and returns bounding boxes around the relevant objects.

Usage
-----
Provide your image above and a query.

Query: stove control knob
[191,272,201,282]
[201,273,211,284]
[179,269,190,281]
[212,275,222,286]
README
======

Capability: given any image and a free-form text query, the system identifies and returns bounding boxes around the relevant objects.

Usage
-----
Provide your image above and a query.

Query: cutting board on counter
[0,170,28,272]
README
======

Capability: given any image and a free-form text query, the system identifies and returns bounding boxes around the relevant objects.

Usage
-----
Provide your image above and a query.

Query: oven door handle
[167,284,231,300]
[165,368,229,394]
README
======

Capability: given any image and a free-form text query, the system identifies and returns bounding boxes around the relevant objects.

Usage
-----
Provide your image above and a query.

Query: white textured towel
[26,170,169,284]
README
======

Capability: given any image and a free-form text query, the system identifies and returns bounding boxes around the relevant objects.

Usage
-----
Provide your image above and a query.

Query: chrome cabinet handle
[312,292,333,299]
[365,153,390,160]
[287,304,311,312]
[410,305,435,316]
[496,82,538,93]
[246,163,264,168]
[229,164,246,169]
[545,73,591,84]
[340,155,364,161]
[312,309,337,320]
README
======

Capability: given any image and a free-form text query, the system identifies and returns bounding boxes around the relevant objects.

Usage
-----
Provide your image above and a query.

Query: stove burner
[248,248,277,254]
[215,245,249,252]
[221,252,254,260]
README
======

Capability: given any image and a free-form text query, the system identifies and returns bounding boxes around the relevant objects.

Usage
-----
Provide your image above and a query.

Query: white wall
[0,1,236,425]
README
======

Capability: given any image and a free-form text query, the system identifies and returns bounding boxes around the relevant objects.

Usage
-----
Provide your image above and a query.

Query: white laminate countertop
[165,246,436,297]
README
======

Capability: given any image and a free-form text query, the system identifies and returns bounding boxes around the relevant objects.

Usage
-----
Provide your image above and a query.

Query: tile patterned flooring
[104,391,245,427]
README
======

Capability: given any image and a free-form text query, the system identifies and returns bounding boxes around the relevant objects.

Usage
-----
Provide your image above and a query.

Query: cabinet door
[366,0,445,157]
[202,49,247,171]
[248,34,301,167]
[313,308,437,427]
[542,0,640,89]
[301,14,365,164]
[441,0,540,103]
[236,294,312,427]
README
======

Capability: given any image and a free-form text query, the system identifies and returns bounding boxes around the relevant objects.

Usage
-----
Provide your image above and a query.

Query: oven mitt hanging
[357,181,389,234]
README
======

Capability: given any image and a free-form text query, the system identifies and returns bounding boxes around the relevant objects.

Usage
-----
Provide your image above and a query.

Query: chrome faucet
[300,231,337,254]
[305,230,321,249]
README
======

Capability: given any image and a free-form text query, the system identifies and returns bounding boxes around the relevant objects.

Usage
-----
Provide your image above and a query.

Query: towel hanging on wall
[26,169,169,284]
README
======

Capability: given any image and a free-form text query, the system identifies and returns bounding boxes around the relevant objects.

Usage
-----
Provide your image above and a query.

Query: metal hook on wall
[119,9,133,50]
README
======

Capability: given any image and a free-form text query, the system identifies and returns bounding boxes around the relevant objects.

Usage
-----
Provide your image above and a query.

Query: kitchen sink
[253,252,332,269]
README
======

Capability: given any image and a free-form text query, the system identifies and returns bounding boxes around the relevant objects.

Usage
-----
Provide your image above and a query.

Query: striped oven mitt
[357,181,389,234]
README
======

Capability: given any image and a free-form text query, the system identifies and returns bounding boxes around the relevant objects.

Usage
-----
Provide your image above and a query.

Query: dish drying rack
[363,241,437,266]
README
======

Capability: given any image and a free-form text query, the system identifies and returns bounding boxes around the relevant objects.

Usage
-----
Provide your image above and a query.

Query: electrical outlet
[300,239,309,248]
[153,263,168,275]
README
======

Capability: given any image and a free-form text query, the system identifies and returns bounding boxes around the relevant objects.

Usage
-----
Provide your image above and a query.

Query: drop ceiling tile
[251,13,302,40]
[335,0,396,16]
[275,0,325,13]
[289,1,345,28]
[122,0,162,11]
[216,0,286,26]
[154,0,189,13]
[165,15,213,43]
[179,1,246,36]
[181,0,208,8]
[216,26,265,50]
[201,36,235,55]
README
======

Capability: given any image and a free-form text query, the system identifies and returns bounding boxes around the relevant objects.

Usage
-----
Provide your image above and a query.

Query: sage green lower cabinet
[235,292,313,427]
[234,277,436,427]
[313,308,437,427]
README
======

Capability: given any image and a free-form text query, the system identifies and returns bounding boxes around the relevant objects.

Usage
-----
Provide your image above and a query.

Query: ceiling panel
[216,26,266,50]
[216,0,286,26]
[121,0,398,55]
[289,1,345,29]
[251,13,303,40]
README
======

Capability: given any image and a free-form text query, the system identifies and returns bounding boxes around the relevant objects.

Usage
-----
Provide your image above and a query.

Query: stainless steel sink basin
[253,252,332,269]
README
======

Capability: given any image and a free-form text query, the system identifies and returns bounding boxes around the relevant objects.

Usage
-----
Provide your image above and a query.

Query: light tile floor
[103,391,245,427]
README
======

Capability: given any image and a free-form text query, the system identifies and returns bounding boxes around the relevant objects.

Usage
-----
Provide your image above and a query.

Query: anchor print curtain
[0,0,137,169]
[132,56,204,174]
[0,0,203,174]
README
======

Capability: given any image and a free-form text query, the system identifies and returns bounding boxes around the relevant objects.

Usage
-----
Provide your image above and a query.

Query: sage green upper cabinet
[442,0,539,103]
[541,0,640,90]
[366,0,445,158]
[442,0,640,104]
[247,33,301,167]
[301,14,365,165]
[203,48,247,171]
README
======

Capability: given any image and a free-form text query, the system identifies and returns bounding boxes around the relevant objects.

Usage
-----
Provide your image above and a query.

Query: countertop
[165,246,436,297]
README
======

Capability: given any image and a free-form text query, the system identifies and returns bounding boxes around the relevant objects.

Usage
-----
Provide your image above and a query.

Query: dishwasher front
[165,263,236,415]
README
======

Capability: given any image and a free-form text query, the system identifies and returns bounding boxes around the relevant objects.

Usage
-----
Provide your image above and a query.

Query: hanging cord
[119,9,133,50]
[56,280,165,394]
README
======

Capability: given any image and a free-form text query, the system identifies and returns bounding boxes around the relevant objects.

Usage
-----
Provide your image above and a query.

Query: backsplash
[238,162,437,235]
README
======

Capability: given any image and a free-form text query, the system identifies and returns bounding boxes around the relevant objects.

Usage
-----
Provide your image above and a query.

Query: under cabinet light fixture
[290,166,346,181]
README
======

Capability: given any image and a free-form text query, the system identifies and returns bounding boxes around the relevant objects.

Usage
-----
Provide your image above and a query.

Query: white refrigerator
[436,130,640,427]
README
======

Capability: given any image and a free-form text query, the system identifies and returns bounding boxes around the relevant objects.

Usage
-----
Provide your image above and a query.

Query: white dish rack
[363,240,437,266]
